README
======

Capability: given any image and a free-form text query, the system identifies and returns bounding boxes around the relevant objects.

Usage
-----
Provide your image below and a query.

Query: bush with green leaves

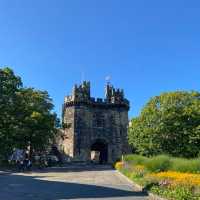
[128,91,200,158]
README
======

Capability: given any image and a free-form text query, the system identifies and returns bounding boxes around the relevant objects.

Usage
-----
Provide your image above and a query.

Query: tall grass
[123,154,200,173]
[171,157,200,173]
[145,155,171,172]
[124,154,148,165]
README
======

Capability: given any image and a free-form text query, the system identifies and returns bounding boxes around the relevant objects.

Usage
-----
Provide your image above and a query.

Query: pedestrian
[23,153,31,171]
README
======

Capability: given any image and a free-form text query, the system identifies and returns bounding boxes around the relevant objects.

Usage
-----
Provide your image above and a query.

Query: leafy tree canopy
[0,67,59,160]
[0,68,22,158]
[128,91,200,158]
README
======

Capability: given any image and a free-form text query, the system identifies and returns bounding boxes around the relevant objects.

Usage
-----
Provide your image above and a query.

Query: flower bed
[115,155,200,200]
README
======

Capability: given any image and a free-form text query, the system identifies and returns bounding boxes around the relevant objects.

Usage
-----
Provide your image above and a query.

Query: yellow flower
[134,165,145,171]
[149,171,200,187]
[131,165,146,178]
[115,162,124,170]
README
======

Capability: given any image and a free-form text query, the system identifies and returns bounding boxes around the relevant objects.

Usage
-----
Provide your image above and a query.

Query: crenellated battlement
[64,81,129,108]
[105,84,125,104]
[65,81,90,103]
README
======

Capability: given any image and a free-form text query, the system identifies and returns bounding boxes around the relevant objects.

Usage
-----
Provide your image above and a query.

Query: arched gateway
[60,81,130,164]
[91,139,108,164]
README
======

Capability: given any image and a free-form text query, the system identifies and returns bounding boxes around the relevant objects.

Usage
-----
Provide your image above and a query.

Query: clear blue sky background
[0,1,200,119]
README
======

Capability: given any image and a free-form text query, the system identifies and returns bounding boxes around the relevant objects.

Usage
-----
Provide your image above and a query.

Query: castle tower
[61,81,130,163]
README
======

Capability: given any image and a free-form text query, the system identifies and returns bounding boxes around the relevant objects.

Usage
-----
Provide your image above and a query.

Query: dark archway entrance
[91,139,108,164]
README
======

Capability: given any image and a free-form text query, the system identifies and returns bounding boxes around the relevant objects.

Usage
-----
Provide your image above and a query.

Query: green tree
[0,67,22,159]
[0,67,59,161]
[16,88,59,157]
[128,91,200,158]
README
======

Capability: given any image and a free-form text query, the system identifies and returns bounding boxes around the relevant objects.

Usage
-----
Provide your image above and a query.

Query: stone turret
[65,81,91,103]
[72,81,90,101]
[105,84,125,104]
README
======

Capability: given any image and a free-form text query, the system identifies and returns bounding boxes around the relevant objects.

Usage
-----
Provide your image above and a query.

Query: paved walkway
[0,165,148,200]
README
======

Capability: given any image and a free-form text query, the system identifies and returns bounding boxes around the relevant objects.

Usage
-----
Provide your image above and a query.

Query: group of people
[16,153,32,171]
[9,147,62,171]
[9,149,32,172]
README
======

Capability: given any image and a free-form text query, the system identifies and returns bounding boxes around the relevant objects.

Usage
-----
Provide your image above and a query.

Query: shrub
[145,155,172,172]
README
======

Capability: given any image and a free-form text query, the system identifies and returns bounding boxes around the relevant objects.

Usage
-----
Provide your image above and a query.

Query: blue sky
[0,1,200,118]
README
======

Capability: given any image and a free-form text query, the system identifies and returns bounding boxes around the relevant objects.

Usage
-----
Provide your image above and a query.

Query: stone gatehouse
[60,81,130,163]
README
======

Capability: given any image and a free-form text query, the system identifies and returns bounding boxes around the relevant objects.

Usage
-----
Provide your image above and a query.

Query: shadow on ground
[0,168,148,200]
[33,164,114,173]
[1,164,113,174]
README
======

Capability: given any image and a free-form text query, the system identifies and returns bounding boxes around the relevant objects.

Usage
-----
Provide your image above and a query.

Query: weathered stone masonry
[61,81,130,163]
